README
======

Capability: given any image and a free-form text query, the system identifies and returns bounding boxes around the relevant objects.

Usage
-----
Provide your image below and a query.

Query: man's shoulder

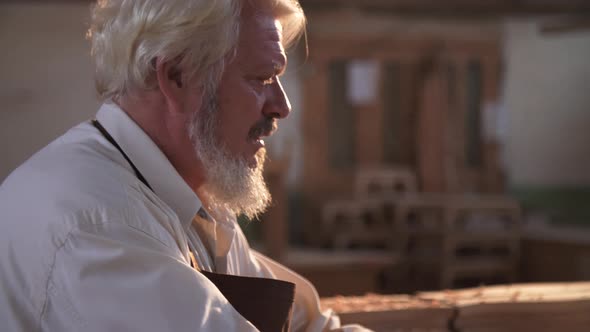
[0,118,185,248]
[0,121,142,321]
[0,121,136,223]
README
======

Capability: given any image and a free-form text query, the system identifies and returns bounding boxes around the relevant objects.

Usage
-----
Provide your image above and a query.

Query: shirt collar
[95,101,202,230]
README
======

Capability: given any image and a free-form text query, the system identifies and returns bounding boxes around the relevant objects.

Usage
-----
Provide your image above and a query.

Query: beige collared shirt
[0,102,365,332]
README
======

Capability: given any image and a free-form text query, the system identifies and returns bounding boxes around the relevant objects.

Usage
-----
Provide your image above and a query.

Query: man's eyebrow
[247,55,287,76]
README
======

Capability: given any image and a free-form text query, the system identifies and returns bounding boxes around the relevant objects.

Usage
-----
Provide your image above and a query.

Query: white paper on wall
[346,60,379,106]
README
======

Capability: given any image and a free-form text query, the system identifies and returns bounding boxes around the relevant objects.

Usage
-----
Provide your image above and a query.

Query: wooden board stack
[419,282,590,332]
[321,282,590,332]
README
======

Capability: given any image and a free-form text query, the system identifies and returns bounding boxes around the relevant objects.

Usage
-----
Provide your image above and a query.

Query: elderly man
[0,0,370,331]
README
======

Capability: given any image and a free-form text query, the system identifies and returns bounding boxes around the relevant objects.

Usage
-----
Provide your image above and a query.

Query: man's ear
[155,57,200,114]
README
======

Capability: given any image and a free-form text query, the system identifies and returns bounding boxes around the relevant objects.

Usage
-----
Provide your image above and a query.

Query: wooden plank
[300,0,590,15]
[31,0,590,12]
[261,158,290,260]
[419,281,590,303]
[356,101,383,166]
[301,58,330,245]
[321,293,454,331]
[540,17,590,34]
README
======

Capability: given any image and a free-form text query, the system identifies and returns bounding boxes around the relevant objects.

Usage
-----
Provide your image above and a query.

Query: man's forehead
[241,2,283,33]
[238,14,286,70]
[242,14,283,43]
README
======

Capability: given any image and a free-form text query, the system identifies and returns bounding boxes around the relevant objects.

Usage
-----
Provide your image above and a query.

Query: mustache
[248,117,277,140]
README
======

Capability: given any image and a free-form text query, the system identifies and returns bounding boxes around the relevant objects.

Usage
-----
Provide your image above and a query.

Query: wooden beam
[540,17,590,34]
[300,0,590,16]
[6,0,590,15]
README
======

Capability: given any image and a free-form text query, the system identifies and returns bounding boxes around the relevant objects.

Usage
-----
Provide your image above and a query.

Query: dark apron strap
[92,119,153,192]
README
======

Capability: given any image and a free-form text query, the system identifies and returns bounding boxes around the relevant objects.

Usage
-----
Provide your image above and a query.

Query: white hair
[88,0,305,100]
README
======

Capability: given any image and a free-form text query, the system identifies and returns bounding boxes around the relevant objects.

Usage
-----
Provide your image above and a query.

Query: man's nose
[263,78,291,119]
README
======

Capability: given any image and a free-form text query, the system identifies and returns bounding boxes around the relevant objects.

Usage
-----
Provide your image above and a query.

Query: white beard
[187,94,271,219]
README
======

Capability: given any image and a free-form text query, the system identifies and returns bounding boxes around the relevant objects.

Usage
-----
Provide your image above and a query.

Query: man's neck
[115,94,207,195]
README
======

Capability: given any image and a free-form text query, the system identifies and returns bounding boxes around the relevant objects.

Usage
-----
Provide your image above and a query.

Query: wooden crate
[440,196,521,288]
[381,194,521,289]
[321,198,393,249]
[355,168,418,199]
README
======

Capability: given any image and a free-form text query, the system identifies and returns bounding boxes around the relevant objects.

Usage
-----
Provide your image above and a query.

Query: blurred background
[1,0,590,300]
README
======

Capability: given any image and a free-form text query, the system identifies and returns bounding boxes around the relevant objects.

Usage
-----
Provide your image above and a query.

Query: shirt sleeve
[41,221,259,332]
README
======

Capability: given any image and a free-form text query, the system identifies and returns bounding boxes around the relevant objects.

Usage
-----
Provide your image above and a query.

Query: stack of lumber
[418,282,590,332]
[321,293,454,332]
[321,282,590,332]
